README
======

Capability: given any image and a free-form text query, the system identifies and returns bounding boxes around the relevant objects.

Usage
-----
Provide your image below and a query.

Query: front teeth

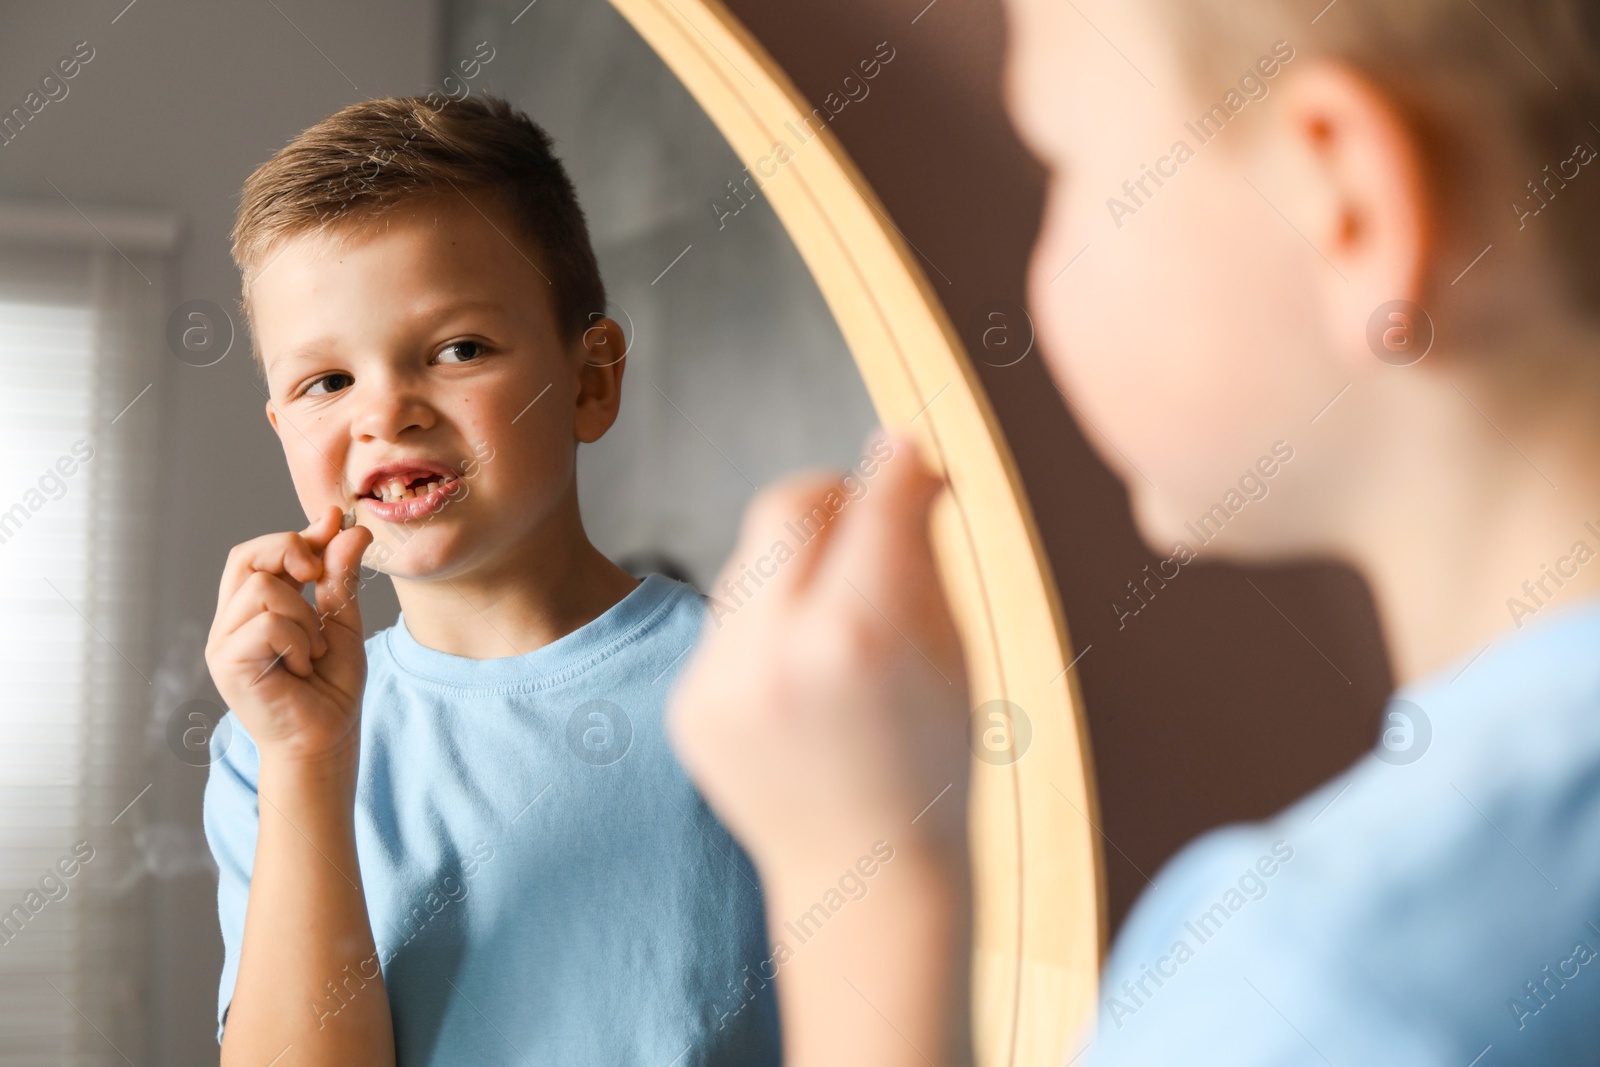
[373,476,443,503]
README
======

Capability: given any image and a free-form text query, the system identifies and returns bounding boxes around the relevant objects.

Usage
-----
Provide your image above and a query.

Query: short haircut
[231,94,606,358]
[1154,0,1600,320]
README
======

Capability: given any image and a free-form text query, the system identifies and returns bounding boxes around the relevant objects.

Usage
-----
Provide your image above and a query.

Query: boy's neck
[388,492,642,661]
[1349,351,1600,687]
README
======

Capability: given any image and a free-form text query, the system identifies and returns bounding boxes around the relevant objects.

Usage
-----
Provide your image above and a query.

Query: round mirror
[586,1,1103,1061]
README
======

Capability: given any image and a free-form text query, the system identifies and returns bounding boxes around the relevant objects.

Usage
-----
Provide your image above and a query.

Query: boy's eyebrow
[266,299,508,373]
[412,298,506,325]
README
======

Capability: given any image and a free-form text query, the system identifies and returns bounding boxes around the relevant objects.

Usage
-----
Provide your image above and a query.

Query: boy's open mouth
[365,473,450,504]
[354,459,466,521]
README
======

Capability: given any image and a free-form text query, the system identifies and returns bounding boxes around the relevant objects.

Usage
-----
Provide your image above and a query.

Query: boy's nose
[349,381,437,441]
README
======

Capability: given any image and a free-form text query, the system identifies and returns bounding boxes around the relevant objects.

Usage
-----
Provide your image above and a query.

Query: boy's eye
[304,372,353,397]
[436,340,486,364]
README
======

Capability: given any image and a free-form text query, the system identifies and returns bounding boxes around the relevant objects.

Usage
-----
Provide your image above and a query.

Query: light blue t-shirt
[203,574,781,1065]
[1082,598,1600,1065]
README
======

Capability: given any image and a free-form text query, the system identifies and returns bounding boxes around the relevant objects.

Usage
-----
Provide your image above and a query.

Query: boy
[202,95,780,1065]
[664,0,1600,1064]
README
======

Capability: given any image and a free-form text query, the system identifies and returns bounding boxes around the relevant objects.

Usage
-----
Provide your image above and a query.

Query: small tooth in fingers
[341,509,356,530]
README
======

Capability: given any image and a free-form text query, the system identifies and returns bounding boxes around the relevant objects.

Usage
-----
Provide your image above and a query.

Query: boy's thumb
[317,525,372,634]
[826,429,946,595]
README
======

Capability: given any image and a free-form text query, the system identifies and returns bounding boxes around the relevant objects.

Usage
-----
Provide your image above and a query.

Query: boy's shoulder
[1094,603,1600,1063]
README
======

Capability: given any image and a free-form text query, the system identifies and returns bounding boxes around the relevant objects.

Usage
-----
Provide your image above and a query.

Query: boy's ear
[573,316,627,444]
[1275,60,1433,370]
[265,398,283,438]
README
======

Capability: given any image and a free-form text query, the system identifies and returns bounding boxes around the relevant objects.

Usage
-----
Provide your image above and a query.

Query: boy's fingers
[817,430,946,603]
[314,524,373,638]
[231,611,315,680]
[216,532,325,613]
[727,470,853,602]
[214,507,347,615]
[718,430,939,610]
[299,505,343,555]
[214,569,328,654]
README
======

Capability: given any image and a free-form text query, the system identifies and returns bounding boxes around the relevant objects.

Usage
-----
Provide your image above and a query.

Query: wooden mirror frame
[605,1,1103,1062]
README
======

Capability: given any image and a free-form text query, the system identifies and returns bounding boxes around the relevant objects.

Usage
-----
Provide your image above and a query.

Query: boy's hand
[666,431,971,888]
[206,505,374,768]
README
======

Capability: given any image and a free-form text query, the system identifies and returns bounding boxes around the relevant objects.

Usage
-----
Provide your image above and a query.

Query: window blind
[0,206,171,1064]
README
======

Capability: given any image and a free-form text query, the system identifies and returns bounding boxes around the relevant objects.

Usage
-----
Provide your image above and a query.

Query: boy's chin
[1130,486,1310,566]
[358,534,466,580]
[1129,496,1197,559]
[1130,487,1248,562]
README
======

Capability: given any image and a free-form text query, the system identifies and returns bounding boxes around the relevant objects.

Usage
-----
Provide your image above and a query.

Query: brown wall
[720,0,1395,933]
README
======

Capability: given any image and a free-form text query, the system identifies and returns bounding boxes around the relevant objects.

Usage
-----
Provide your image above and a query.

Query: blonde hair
[1157,0,1600,317]
[231,94,605,351]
